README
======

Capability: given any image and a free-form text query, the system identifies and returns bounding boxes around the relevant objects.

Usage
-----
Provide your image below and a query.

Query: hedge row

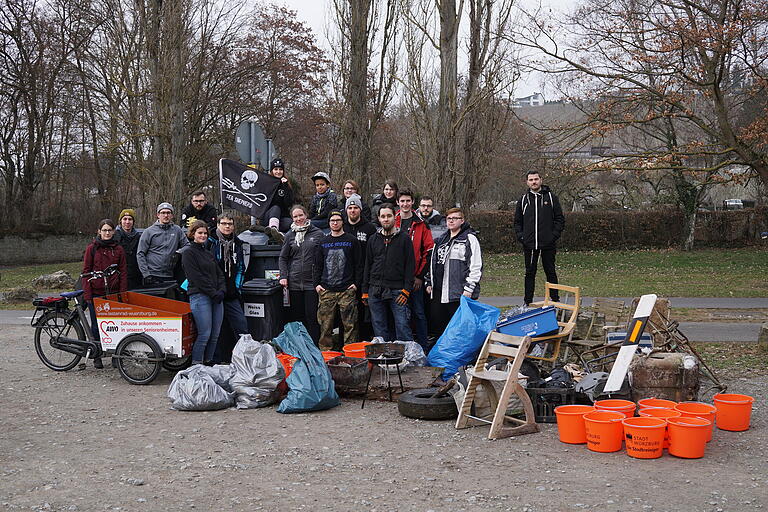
[470,206,768,253]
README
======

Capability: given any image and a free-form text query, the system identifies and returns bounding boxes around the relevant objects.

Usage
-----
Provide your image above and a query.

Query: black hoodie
[363,228,415,294]
[180,203,218,232]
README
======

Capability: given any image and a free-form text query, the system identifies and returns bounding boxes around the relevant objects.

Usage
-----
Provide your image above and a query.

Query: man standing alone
[514,171,565,305]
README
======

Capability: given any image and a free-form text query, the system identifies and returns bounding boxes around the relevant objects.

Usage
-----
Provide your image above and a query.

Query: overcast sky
[275,0,571,98]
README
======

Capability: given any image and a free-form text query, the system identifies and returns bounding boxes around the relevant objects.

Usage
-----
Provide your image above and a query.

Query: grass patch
[0,262,82,290]
[483,248,768,297]
[693,342,768,377]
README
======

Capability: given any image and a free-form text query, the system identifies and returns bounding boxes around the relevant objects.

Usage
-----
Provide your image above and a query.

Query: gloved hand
[361,293,369,306]
[212,291,225,304]
[395,289,410,306]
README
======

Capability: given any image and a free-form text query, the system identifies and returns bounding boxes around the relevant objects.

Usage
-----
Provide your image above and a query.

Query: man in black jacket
[180,190,218,232]
[514,170,565,305]
[362,205,415,342]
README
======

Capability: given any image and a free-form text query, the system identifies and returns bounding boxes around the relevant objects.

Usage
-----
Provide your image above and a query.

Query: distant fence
[471,207,768,253]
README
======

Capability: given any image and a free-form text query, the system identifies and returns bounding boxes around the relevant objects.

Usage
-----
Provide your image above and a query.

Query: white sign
[244,303,265,318]
[98,317,182,355]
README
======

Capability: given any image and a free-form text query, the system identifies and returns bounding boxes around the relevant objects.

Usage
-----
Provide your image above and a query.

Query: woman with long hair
[370,179,398,226]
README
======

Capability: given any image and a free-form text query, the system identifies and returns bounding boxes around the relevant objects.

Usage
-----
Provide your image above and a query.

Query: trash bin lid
[241,278,283,295]
[238,230,270,246]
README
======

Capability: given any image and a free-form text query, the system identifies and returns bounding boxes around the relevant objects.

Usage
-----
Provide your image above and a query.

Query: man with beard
[180,190,218,232]
[314,210,363,349]
[362,205,415,342]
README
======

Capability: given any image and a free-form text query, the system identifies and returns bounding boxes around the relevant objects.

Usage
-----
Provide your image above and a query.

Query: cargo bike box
[93,292,196,384]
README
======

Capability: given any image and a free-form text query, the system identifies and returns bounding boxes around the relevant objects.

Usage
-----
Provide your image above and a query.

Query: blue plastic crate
[496,306,559,337]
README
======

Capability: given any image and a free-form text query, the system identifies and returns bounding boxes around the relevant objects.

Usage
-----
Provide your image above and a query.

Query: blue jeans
[223,298,248,336]
[368,291,413,342]
[410,286,428,350]
[190,293,224,362]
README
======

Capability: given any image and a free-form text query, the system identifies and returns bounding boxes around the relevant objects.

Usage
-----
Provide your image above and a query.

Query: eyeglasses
[100,228,114,233]
[329,218,343,223]
[218,221,234,226]
[446,217,464,221]
[158,211,172,215]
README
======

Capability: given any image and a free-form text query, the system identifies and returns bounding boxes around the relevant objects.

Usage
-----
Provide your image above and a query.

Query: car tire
[398,388,458,420]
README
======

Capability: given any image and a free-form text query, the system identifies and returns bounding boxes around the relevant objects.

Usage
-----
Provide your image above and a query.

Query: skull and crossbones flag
[219,158,280,218]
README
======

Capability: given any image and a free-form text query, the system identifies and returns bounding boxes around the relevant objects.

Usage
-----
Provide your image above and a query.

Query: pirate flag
[219,159,280,218]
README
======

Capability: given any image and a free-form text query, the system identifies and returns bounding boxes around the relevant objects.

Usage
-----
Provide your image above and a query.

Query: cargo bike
[32,264,196,385]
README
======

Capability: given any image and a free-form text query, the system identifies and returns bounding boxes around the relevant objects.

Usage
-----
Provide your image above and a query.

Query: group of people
[81,164,564,367]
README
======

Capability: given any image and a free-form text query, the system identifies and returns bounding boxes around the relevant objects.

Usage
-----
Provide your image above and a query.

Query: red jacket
[82,240,128,300]
[395,212,434,278]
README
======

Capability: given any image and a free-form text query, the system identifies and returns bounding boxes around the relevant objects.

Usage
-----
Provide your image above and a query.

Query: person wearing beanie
[114,208,144,289]
[137,202,188,286]
[259,158,293,237]
[180,191,218,232]
[308,171,338,230]
[340,180,372,223]
[313,210,363,349]
[343,194,377,341]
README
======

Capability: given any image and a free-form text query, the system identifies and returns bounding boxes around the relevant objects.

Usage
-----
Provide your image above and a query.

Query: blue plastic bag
[274,322,341,413]
[427,296,500,380]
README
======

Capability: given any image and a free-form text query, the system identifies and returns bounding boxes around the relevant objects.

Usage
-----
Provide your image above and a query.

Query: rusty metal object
[630,352,699,402]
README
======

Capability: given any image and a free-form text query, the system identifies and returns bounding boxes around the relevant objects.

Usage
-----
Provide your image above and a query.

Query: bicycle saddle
[60,290,84,298]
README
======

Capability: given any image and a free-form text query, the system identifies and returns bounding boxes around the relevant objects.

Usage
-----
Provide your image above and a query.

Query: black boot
[93,358,104,369]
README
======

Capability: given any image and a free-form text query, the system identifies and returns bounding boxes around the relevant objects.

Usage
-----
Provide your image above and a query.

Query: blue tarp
[274,322,341,413]
[426,296,500,380]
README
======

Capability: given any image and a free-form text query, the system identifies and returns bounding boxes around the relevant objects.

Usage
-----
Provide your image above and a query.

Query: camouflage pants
[317,288,358,349]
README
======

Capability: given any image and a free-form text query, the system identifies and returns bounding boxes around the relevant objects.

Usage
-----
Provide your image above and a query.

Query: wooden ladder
[455,332,539,439]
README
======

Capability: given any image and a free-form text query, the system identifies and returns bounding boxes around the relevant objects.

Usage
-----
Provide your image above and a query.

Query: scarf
[95,236,117,248]
[216,228,235,278]
[291,222,310,247]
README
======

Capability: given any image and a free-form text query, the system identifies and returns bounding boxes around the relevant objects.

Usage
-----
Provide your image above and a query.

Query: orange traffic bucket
[595,399,636,418]
[674,402,717,442]
[554,405,595,444]
[321,351,343,361]
[713,393,754,432]
[667,416,710,459]
[637,397,677,410]
[343,342,372,359]
[639,408,681,449]
[584,410,625,453]
[622,417,666,459]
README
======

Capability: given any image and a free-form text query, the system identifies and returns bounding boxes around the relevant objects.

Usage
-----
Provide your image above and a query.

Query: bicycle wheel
[116,333,162,385]
[162,354,192,372]
[34,311,84,371]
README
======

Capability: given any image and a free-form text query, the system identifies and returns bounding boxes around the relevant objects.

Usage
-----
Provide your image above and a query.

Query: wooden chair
[456,332,539,440]
[526,282,581,363]
[562,298,627,365]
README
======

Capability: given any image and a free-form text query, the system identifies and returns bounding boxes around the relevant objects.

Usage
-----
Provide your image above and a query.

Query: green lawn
[483,248,768,297]
[0,261,83,290]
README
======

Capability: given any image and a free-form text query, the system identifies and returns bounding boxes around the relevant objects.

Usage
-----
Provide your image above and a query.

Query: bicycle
[32,264,120,372]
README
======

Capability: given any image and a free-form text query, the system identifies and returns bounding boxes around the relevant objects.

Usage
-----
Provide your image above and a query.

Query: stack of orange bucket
[554,392,755,460]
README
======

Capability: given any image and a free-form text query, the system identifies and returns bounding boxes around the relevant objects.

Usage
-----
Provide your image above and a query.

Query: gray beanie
[345,194,363,210]
[156,202,174,213]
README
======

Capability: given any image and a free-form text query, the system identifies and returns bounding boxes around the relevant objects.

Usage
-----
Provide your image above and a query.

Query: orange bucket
[343,342,372,359]
[595,399,636,418]
[639,408,681,448]
[622,417,666,459]
[674,402,717,442]
[637,398,677,410]
[276,353,298,377]
[667,416,710,459]
[583,410,625,453]
[554,405,595,444]
[713,393,754,432]
[322,351,343,362]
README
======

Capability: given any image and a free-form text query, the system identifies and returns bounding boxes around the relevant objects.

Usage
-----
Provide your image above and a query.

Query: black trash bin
[245,244,283,281]
[241,278,285,341]
[131,282,188,302]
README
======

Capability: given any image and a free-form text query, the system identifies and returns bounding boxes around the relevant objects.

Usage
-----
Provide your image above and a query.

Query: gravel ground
[1,325,765,512]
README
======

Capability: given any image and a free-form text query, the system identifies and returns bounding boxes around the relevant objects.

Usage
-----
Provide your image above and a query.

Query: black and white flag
[219,159,280,218]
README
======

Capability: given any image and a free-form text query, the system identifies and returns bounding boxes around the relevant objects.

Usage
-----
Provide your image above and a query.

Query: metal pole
[249,122,257,164]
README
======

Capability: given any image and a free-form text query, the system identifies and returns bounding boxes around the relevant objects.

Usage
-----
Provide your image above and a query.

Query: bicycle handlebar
[80,263,120,281]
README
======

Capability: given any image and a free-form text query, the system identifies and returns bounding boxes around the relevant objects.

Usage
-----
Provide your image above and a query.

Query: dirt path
[1,325,765,512]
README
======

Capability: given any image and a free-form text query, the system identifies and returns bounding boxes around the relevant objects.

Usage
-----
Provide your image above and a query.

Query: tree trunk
[437,0,460,205]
